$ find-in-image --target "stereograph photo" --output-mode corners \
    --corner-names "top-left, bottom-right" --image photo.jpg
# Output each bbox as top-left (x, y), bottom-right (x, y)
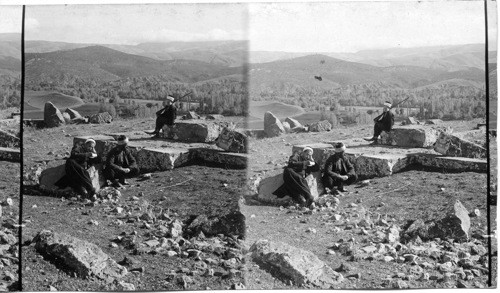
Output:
top-left (0, 0), bottom-right (495, 291)
top-left (243, 0), bottom-right (497, 290)
top-left (0, 4), bottom-right (21, 292)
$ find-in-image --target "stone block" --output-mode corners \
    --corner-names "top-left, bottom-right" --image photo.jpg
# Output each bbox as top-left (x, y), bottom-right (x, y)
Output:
top-left (285, 117), bottom-right (303, 129)
top-left (164, 121), bottom-right (221, 143)
top-left (39, 164), bottom-right (101, 194)
top-left (0, 147), bottom-right (20, 162)
top-left (411, 153), bottom-right (487, 173)
top-left (250, 239), bottom-right (343, 288)
top-left (309, 120), bottom-right (332, 132)
top-left (192, 148), bottom-right (247, 169)
top-left (379, 126), bottom-right (439, 148)
top-left (33, 230), bottom-right (127, 280)
top-left (135, 148), bottom-right (190, 172)
top-left (0, 129), bottom-right (19, 148)
top-left (434, 132), bottom-right (486, 158)
top-left (257, 169), bottom-right (322, 203)
top-left (65, 108), bottom-right (82, 119)
top-left (89, 112), bottom-right (113, 124)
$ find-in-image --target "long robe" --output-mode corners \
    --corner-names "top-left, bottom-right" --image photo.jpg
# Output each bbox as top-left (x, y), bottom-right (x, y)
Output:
top-left (55, 144), bottom-right (101, 193)
top-left (373, 110), bottom-right (395, 137)
top-left (273, 152), bottom-right (320, 203)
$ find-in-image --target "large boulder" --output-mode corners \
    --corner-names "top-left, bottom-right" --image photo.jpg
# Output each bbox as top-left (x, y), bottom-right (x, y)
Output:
top-left (165, 121), bottom-right (221, 143)
top-left (135, 148), bottom-right (190, 172)
top-left (404, 200), bottom-right (471, 242)
top-left (285, 117), bottom-right (303, 129)
top-left (185, 111), bottom-right (200, 119)
top-left (215, 127), bottom-right (248, 153)
top-left (0, 129), bottom-right (19, 148)
top-left (401, 117), bottom-right (419, 125)
top-left (264, 112), bottom-right (285, 137)
top-left (44, 102), bottom-right (65, 128)
top-left (65, 108), bottom-right (82, 119)
top-left (62, 112), bottom-right (71, 123)
top-left (38, 164), bottom-right (101, 194)
top-left (89, 112), bottom-right (113, 124)
top-left (309, 120), bottom-right (332, 132)
top-left (379, 126), bottom-right (439, 148)
top-left (411, 154), bottom-right (487, 173)
top-left (250, 239), bottom-right (343, 288)
top-left (282, 121), bottom-right (291, 133)
top-left (434, 132), bottom-right (486, 159)
top-left (33, 230), bottom-right (127, 280)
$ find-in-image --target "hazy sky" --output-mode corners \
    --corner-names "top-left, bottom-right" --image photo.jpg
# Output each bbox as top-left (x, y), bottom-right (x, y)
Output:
top-left (25, 3), bottom-right (247, 44)
top-left (0, 5), bottom-right (22, 33)
top-left (250, 1), bottom-right (494, 53)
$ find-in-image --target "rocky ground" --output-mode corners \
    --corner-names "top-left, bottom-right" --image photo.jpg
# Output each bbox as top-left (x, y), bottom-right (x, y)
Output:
top-left (243, 118), bottom-right (497, 289)
top-left (22, 117), bottom-right (247, 291)
top-left (0, 161), bottom-right (20, 291)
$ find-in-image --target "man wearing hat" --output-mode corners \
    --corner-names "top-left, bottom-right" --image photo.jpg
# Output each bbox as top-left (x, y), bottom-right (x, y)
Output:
top-left (364, 101), bottom-right (394, 145)
top-left (104, 135), bottom-right (139, 188)
top-left (146, 96), bottom-right (177, 138)
top-left (56, 138), bottom-right (101, 198)
top-left (273, 146), bottom-right (320, 206)
top-left (322, 142), bottom-right (357, 193)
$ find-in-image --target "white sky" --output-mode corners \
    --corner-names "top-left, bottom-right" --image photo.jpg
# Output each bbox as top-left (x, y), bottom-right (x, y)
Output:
top-left (250, 1), bottom-right (493, 52)
top-left (24, 3), bottom-right (247, 44)
top-left (0, 5), bottom-right (22, 33)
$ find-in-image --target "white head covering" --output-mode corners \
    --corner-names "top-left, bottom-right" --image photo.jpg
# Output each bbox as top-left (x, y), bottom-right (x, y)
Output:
top-left (166, 96), bottom-right (175, 102)
top-left (384, 101), bottom-right (392, 108)
top-left (334, 142), bottom-right (346, 153)
top-left (302, 146), bottom-right (313, 155)
top-left (84, 138), bottom-right (96, 145)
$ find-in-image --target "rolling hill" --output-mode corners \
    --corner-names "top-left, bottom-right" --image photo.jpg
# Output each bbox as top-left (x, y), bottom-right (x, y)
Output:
top-left (249, 54), bottom-right (485, 90)
top-left (25, 45), bottom-right (243, 83)
top-left (0, 33), bottom-right (21, 77)
top-left (25, 40), bottom-right (247, 67)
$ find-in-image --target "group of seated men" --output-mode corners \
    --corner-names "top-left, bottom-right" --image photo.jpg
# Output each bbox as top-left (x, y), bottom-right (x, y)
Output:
top-left (273, 100), bottom-right (396, 206)
top-left (273, 142), bottom-right (357, 207)
top-left (55, 135), bottom-right (138, 198)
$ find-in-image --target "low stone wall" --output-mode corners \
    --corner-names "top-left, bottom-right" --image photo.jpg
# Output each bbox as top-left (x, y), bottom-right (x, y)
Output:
top-left (191, 148), bottom-right (248, 169)
top-left (379, 126), bottom-right (439, 148)
top-left (0, 147), bottom-right (20, 162)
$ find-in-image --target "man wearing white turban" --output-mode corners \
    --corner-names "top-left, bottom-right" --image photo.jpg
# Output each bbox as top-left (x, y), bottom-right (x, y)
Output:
top-left (364, 101), bottom-right (394, 145)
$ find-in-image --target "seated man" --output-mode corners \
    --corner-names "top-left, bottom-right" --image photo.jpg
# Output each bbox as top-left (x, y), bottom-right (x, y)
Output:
top-left (364, 101), bottom-right (394, 145)
top-left (145, 96), bottom-right (177, 138)
top-left (322, 142), bottom-right (357, 193)
top-left (273, 146), bottom-right (320, 206)
top-left (104, 135), bottom-right (139, 188)
top-left (55, 138), bottom-right (101, 198)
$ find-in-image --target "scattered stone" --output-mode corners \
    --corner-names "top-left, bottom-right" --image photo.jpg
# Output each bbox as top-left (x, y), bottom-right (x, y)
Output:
top-left (116, 281), bottom-right (135, 291)
top-left (2, 198), bottom-right (13, 207)
top-left (250, 239), bottom-right (343, 288)
top-left (89, 112), bottom-right (113, 124)
top-left (434, 131), bottom-right (486, 159)
top-left (470, 209), bottom-right (481, 217)
top-left (215, 127), bottom-right (247, 153)
top-left (230, 282), bottom-right (246, 290)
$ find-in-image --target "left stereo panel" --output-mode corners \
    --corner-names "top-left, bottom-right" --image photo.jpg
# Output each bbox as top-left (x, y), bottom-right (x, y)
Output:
top-left (0, 5), bottom-right (22, 292)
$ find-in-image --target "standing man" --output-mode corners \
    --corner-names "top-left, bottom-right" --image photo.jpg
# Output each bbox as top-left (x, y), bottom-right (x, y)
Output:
top-left (146, 96), bottom-right (177, 138)
top-left (364, 101), bottom-right (394, 145)
top-left (104, 135), bottom-right (139, 188)
top-left (55, 138), bottom-right (101, 198)
top-left (322, 142), bottom-right (357, 193)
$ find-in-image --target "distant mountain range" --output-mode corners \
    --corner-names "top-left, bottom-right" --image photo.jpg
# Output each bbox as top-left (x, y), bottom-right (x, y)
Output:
top-left (0, 33), bottom-right (21, 77)
top-left (25, 39), bottom-right (247, 67)
top-left (25, 45), bottom-right (243, 83)
top-left (249, 54), bottom-right (485, 90)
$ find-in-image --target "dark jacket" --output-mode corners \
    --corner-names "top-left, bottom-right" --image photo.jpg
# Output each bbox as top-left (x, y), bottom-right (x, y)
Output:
top-left (69, 144), bottom-right (101, 169)
top-left (286, 152), bottom-right (320, 177)
top-left (106, 145), bottom-right (137, 172)
top-left (374, 110), bottom-right (394, 131)
top-left (156, 105), bottom-right (177, 126)
top-left (324, 153), bottom-right (355, 179)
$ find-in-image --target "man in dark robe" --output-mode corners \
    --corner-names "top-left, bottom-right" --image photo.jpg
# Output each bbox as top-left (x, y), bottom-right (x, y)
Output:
top-left (322, 142), bottom-right (357, 193)
top-left (146, 96), bottom-right (177, 138)
top-left (55, 138), bottom-right (101, 198)
top-left (364, 101), bottom-right (394, 145)
top-left (273, 146), bottom-right (320, 206)
top-left (104, 135), bottom-right (139, 188)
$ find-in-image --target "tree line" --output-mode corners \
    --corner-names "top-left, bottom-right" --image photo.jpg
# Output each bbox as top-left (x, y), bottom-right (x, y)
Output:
top-left (0, 75), bottom-right (21, 110)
